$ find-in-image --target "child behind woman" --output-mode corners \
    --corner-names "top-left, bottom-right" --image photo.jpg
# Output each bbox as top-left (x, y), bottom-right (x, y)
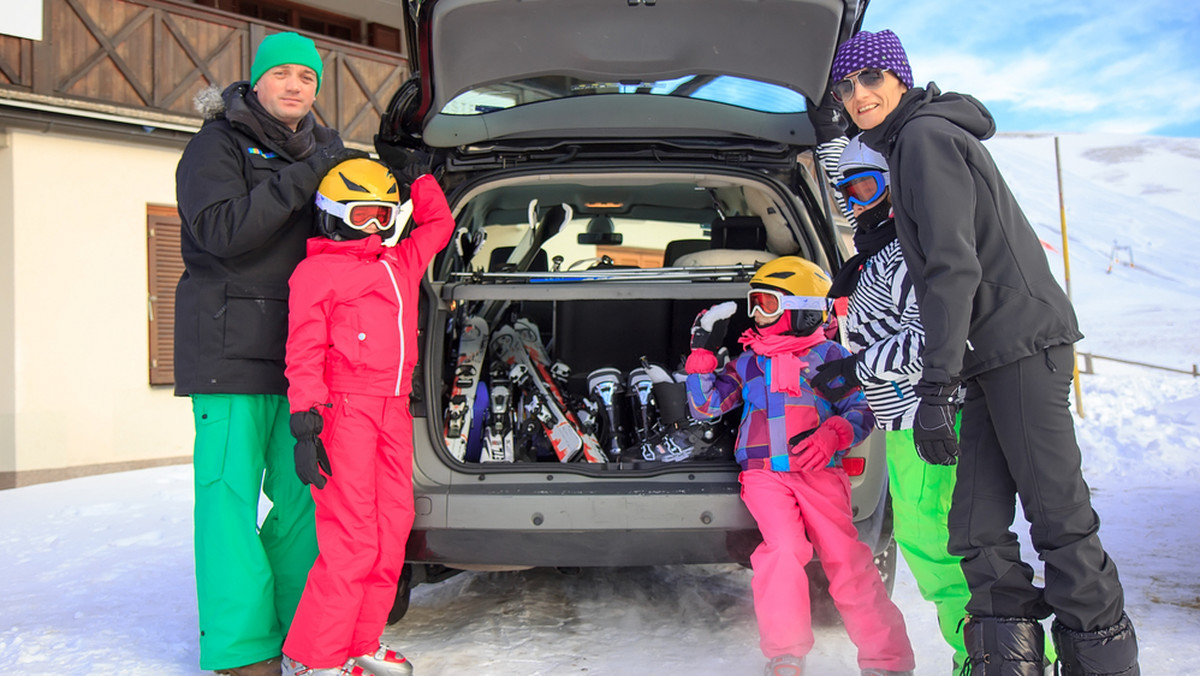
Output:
top-left (685, 256), bottom-right (915, 676)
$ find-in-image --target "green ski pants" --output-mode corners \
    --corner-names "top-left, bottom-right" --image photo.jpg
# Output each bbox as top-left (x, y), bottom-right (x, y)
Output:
top-left (887, 427), bottom-right (1055, 672)
top-left (191, 394), bottom-right (318, 671)
top-left (886, 427), bottom-right (971, 671)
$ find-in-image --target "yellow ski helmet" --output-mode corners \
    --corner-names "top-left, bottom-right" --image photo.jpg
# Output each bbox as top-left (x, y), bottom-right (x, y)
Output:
top-left (315, 158), bottom-right (407, 246)
top-left (747, 256), bottom-right (832, 335)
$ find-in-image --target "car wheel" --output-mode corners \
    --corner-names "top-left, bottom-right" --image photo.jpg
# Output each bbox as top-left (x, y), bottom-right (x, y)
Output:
top-left (806, 536), bottom-right (899, 627)
top-left (805, 560), bottom-right (841, 627)
top-left (873, 536), bottom-right (898, 596)
top-left (386, 564), bottom-right (414, 625)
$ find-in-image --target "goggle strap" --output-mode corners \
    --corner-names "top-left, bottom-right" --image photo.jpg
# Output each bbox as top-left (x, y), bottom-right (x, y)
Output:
top-left (748, 289), bottom-right (827, 315)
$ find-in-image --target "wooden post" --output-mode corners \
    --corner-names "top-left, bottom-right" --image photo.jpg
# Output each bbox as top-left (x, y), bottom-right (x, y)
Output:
top-left (1056, 137), bottom-right (1085, 418)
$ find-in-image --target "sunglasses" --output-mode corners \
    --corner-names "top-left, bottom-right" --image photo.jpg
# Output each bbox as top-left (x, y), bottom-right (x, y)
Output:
top-left (831, 68), bottom-right (888, 103)
top-left (316, 193), bottom-right (402, 231)
top-left (835, 170), bottom-right (888, 207)
top-left (746, 288), bottom-right (827, 319)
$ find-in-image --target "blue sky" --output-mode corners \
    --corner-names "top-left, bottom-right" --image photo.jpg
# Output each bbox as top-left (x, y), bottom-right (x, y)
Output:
top-left (861, 0), bottom-right (1200, 137)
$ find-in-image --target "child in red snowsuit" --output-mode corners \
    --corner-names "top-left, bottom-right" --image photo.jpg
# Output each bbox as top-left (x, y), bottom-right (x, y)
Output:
top-left (685, 256), bottom-right (915, 676)
top-left (282, 158), bottom-right (455, 676)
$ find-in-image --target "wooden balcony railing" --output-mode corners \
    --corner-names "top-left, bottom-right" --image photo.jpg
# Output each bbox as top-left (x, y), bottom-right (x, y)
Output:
top-left (0, 0), bottom-right (409, 147)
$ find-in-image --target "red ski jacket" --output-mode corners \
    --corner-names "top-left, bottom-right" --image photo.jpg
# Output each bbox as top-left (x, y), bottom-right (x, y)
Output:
top-left (285, 175), bottom-right (455, 411)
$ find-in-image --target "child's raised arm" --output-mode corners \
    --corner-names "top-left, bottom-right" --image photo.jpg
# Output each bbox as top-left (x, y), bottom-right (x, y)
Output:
top-left (395, 175), bottom-right (456, 274)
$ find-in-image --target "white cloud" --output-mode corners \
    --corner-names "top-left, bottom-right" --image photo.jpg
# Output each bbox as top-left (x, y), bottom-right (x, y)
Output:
top-left (863, 0), bottom-right (1200, 135)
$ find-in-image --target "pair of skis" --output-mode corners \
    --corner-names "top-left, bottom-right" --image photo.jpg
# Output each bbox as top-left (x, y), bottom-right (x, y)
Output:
top-left (490, 319), bottom-right (606, 463)
top-left (443, 314), bottom-right (605, 464)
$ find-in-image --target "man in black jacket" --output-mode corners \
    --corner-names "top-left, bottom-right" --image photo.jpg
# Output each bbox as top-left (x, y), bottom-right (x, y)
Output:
top-left (827, 30), bottom-right (1139, 676)
top-left (174, 31), bottom-right (358, 676)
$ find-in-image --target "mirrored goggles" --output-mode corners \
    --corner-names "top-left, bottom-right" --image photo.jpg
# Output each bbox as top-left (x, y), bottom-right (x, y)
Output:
top-left (316, 193), bottom-right (400, 231)
top-left (747, 288), bottom-right (827, 319)
top-left (831, 68), bottom-right (888, 103)
top-left (835, 170), bottom-right (888, 207)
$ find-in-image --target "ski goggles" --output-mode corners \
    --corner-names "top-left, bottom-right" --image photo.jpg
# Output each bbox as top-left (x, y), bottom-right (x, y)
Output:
top-left (746, 288), bottom-right (827, 319)
top-left (316, 193), bottom-right (400, 231)
top-left (831, 67), bottom-right (888, 103)
top-left (835, 170), bottom-right (888, 207)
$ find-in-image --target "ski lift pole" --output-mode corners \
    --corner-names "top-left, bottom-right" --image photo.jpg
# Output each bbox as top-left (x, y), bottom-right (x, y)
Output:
top-left (1055, 136), bottom-right (1085, 418)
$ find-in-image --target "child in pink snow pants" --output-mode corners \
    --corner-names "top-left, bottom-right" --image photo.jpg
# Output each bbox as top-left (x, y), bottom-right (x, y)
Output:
top-left (685, 257), bottom-right (914, 676)
top-left (282, 157), bottom-right (455, 676)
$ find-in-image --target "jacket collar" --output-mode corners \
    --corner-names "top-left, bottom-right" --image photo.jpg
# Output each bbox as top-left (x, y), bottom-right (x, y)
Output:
top-left (305, 235), bottom-right (388, 258)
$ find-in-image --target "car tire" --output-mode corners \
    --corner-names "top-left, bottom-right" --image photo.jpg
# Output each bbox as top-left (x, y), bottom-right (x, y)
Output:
top-left (873, 535), bottom-right (898, 596)
top-left (386, 563), bottom-right (414, 625)
top-left (806, 536), bottom-right (899, 627)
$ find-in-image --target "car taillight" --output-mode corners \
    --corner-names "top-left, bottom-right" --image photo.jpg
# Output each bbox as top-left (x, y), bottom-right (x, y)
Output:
top-left (842, 457), bottom-right (865, 477)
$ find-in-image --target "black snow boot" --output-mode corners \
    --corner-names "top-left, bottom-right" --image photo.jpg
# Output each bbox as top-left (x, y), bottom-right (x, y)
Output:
top-left (960, 616), bottom-right (1046, 676)
top-left (1052, 612), bottom-right (1139, 676)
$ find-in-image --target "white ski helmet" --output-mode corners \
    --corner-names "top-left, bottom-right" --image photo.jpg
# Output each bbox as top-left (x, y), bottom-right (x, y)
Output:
top-left (837, 135), bottom-right (889, 184)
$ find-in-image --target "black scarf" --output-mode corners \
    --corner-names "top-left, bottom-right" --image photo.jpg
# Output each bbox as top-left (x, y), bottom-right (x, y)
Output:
top-left (828, 219), bottom-right (897, 298)
top-left (241, 89), bottom-right (318, 161)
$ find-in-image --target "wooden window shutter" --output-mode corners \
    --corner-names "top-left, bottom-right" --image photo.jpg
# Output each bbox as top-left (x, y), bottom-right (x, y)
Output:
top-left (147, 206), bottom-right (183, 386)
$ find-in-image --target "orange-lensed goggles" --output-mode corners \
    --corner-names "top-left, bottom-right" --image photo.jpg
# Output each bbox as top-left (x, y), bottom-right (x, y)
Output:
top-left (316, 193), bottom-right (400, 231)
top-left (747, 288), bottom-right (827, 319)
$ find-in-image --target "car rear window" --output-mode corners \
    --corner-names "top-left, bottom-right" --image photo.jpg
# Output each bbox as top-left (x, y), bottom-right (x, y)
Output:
top-left (443, 75), bottom-right (808, 115)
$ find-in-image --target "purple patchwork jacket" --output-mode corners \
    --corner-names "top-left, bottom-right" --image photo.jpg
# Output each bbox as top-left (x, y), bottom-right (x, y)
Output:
top-left (687, 341), bottom-right (874, 472)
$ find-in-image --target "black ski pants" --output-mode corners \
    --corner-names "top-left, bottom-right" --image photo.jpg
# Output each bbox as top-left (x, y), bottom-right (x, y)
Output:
top-left (947, 343), bottom-right (1126, 632)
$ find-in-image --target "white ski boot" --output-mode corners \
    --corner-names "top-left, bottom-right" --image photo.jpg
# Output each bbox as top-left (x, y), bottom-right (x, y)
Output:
top-left (353, 644), bottom-right (414, 676)
top-left (765, 654), bottom-right (805, 676)
top-left (281, 655), bottom-right (370, 676)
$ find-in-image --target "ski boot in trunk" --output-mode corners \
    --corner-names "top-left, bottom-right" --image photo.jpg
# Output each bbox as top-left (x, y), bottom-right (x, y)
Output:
top-left (636, 381), bottom-right (733, 462)
top-left (960, 616), bottom-right (1045, 675)
top-left (1051, 612), bottom-right (1138, 676)
top-left (587, 367), bottom-right (629, 461)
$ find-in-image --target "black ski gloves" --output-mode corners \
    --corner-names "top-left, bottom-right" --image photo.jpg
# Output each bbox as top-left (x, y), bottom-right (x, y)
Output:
top-left (290, 407), bottom-right (331, 489)
top-left (811, 353), bottom-right (863, 400)
top-left (374, 137), bottom-right (445, 187)
top-left (806, 89), bottom-right (857, 145)
top-left (912, 380), bottom-right (961, 465)
top-left (305, 146), bottom-right (369, 179)
top-left (690, 301), bottom-right (737, 353)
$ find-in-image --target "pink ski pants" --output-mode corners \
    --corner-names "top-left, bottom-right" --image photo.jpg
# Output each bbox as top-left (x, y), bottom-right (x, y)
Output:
top-left (283, 393), bottom-right (416, 668)
top-left (740, 468), bottom-right (915, 672)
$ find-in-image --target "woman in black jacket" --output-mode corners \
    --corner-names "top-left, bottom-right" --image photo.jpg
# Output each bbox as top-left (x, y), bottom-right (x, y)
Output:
top-left (827, 29), bottom-right (1139, 676)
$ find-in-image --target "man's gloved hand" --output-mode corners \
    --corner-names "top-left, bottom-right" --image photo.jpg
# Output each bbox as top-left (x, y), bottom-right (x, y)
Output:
top-left (290, 407), bottom-right (331, 489)
top-left (690, 301), bottom-right (737, 352)
top-left (789, 415), bottom-right (855, 471)
top-left (806, 89), bottom-right (857, 145)
top-left (912, 380), bottom-right (961, 465)
top-left (305, 145), bottom-right (369, 178)
top-left (811, 353), bottom-right (862, 400)
top-left (374, 137), bottom-right (445, 185)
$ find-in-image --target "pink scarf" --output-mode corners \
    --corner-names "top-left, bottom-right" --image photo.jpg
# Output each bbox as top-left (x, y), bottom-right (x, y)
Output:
top-left (738, 321), bottom-right (826, 396)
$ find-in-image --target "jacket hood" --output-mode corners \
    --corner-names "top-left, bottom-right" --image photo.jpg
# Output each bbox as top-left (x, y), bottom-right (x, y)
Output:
top-left (192, 81), bottom-right (252, 121)
top-left (862, 83), bottom-right (996, 156)
top-left (306, 234), bottom-right (387, 258)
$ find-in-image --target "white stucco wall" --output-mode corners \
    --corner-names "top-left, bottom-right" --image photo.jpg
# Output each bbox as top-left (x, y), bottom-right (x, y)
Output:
top-left (0, 132), bottom-right (15, 474)
top-left (7, 128), bottom-right (191, 474)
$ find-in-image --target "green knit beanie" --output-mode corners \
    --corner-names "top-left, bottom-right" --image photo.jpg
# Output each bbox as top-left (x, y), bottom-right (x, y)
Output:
top-left (251, 32), bottom-right (324, 93)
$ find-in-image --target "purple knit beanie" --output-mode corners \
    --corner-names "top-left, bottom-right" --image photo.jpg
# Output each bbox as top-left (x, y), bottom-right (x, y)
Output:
top-left (831, 29), bottom-right (913, 88)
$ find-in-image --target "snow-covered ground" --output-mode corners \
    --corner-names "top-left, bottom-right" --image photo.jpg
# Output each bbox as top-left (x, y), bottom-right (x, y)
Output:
top-left (2, 133), bottom-right (1199, 675)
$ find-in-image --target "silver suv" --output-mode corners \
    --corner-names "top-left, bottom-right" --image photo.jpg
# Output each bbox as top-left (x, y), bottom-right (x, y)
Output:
top-left (376, 0), bottom-right (891, 617)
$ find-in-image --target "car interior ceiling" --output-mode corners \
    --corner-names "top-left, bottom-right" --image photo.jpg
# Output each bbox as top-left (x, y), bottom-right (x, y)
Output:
top-left (446, 173), bottom-right (808, 274)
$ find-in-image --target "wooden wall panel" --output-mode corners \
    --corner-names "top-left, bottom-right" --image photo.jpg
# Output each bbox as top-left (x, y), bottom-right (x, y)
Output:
top-left (0, 0), bottom-right (409, 146)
